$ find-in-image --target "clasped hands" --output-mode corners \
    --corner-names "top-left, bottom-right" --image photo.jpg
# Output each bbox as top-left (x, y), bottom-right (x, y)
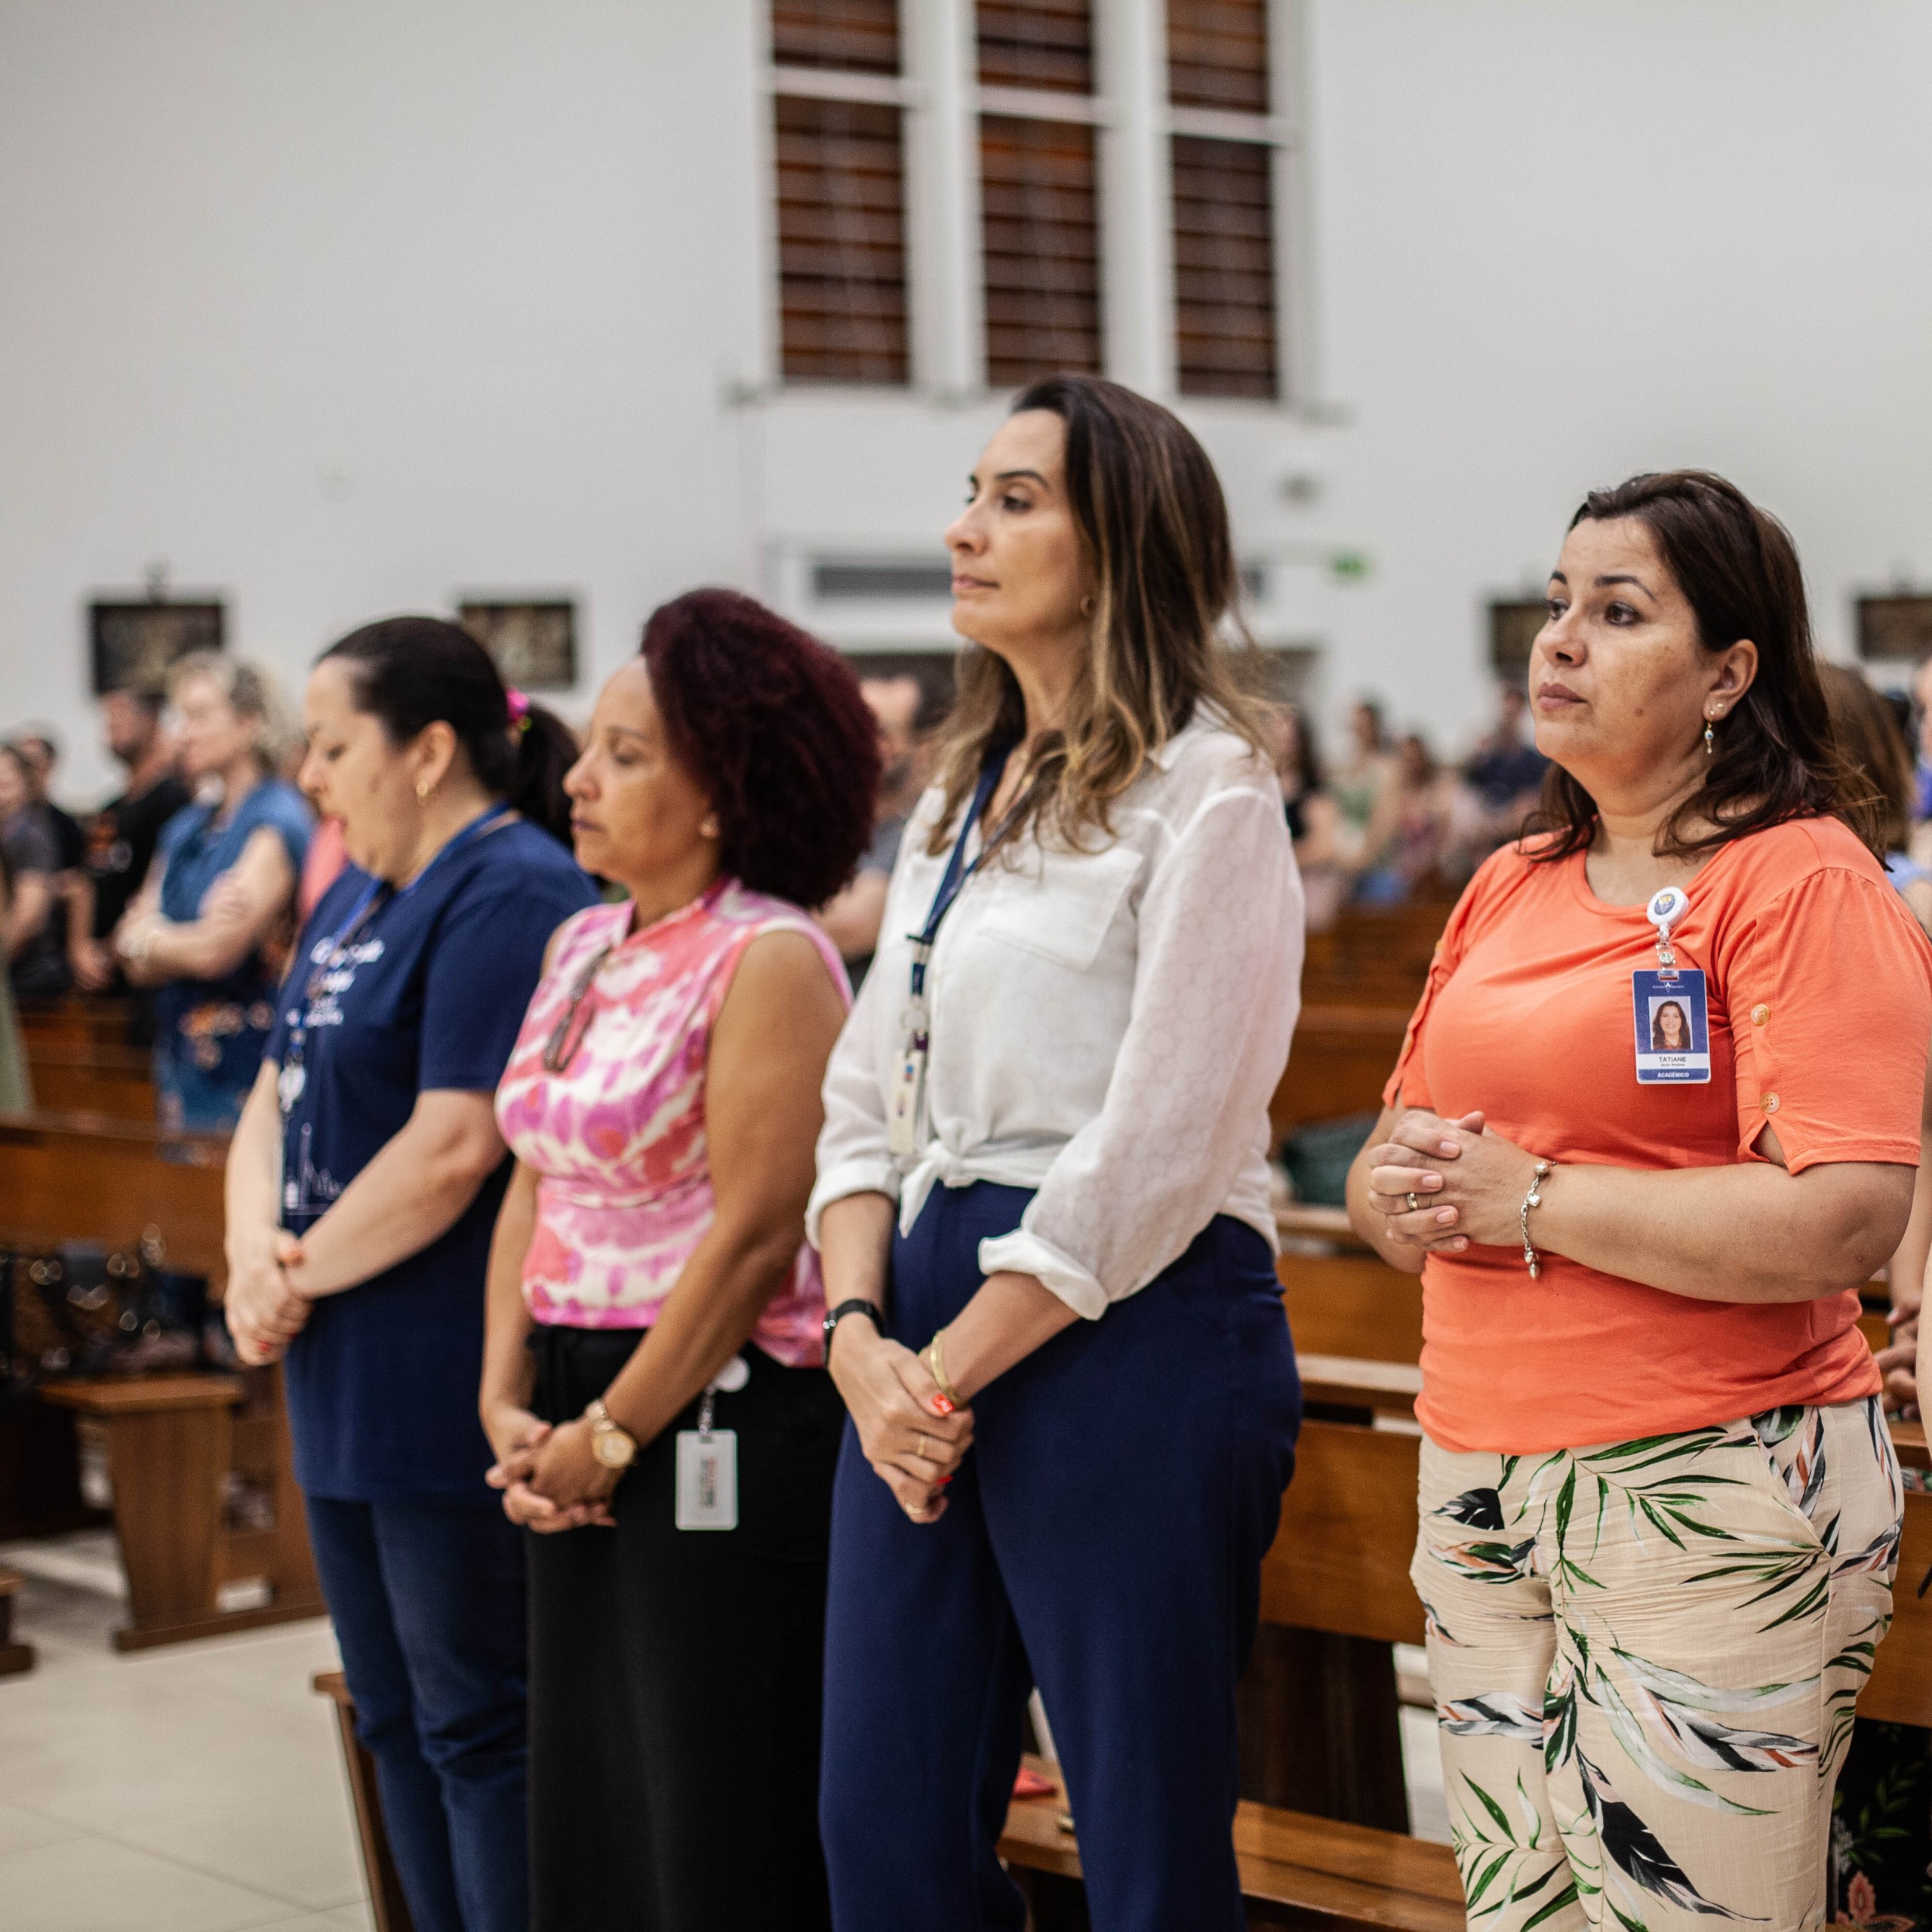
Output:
top-left (826, 1321), bottom-right (974, 1527)
top-left (1364, 1107), bottom-right (1543, 1254)
top-left (224, 1228), bottom-right (312, 1366)
top-left (482, 1401), bottom-right (618, 1534)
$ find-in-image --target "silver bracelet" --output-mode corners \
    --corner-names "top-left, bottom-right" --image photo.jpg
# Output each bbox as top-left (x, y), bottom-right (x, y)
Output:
top-left (1519, 1160), bottom-right (1554, 1278)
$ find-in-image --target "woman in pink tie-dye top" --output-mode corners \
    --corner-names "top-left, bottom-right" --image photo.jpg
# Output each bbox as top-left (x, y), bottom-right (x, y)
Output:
top-left (478, 590), bottom-right (877, 1932)
top-left (496, 878), bottom-right (842, 1362)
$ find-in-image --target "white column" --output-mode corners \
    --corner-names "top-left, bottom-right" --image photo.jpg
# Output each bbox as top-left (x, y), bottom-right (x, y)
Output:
top-left (1100, 0), bottom-right (1176, 399)
top-left (905, 0), bottom-right (983, 397)
top-left (1272, 0), bottom-right (1316, 411)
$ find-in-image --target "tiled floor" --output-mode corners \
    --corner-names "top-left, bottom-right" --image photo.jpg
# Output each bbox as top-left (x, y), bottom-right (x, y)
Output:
top-left (0, 1531), bottom-right (1451, 1932)
top-left (0, 1533), bottom-right (368, 1932)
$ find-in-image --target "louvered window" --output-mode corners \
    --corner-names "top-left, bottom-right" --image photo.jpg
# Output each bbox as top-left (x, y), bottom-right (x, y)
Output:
top-left (980, 115), bottom-right (1102, 389)
top-left (1171, 135), bottom-right (1275, 398)
top-left (771, 0), bottom-right (899, 75)
top-left (1167, 0), bottom-right (1270, 112)
top-left (976, 0), bottom-right (1093, 94)
top-left (773, 97), bottom-right (909, 384)
top-left (1168, 0), bottom-right (1278, 398)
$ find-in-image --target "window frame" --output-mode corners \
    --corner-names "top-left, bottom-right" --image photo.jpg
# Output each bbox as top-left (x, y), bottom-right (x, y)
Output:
top-left (756, 0), bottom-right (1312, 408)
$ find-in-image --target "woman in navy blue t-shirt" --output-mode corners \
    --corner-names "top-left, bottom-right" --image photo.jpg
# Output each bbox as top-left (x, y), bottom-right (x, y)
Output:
top-left (222, 618), bottom-right (597, 1932)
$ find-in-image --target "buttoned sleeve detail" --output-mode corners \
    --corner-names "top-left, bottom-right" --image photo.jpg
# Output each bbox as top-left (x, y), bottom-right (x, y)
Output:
top-left (807, 948), bottom-right (902, 1247)
top-left (1722, 864), bottom-right (1932, 1173)
top-left (977, 775), bottom-right (1303, 1315)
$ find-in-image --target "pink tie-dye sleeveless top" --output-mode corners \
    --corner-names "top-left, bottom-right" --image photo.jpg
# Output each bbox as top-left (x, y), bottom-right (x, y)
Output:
top-left (495, 879), bottom-right (849, 1366)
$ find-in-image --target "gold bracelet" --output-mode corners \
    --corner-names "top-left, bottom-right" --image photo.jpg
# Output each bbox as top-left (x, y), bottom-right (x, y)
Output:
top-left (922, 1327), bottom-right (961, 1412)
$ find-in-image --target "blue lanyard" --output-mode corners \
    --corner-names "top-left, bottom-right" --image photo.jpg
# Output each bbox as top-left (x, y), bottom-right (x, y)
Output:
top-left (909, 746), bottom-right (1015, 1001)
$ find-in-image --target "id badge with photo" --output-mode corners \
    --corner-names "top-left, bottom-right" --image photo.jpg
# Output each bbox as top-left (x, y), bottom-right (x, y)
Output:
top-left (1632, 968), bottom-right (1712, 1084)
top-left (675, 1428), bottom-right (737, 1531)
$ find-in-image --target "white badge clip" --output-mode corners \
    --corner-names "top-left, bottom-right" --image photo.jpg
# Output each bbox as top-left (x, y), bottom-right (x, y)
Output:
top-left (675, 1366), bottom-right (740, 1531)
top-left (1645, 885), bottom-right (1689, 967)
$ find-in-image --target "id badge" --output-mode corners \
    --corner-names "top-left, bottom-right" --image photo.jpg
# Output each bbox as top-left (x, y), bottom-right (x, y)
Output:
top-left (888, 998), bottom-right (929, 1158)
top-left (1632, 968), bottom-right (1712, 1084)
top-left (675, 1429), bottom-right (737, 1530)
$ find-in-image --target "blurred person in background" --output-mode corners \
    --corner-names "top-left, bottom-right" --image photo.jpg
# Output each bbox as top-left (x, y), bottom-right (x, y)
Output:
top-left (9, 726), bottom-right (87, 872)
top-left (1464, 681), bottom-right (1549, 832)
top-left (69, 685), bottom-right (192, 994)
top-left (1331, 697), bottom-right (1399, 887)
top-left (115, 652), bottom-right (312, 1130)
top-left (817, 672), bottom-right (933, 992)
top-left (1911, 648), bottom-right (1932, 829)
top-left (1, 740), bottom-right (72, 998)
top-left (1271, 703), bottom-right (1344, 931)
top-left (0, 849), bottom-right (33, 1109)
top-left (223, 618), bottom-right (594, 1932)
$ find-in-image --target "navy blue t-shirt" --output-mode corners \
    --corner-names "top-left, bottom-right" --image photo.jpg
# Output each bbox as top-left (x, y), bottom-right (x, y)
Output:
top-left (267, 816), bottom-right (598, 1500)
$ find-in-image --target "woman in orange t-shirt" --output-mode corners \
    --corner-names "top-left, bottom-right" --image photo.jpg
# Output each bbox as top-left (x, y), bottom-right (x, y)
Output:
top-left (1346, 470), bottom-right (1932, 1932)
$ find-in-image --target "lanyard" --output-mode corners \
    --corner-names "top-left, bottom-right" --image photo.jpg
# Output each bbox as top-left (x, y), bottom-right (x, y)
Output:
top-left (907, 743), bottom-right (1017, 1001)
top-left (278, 807), bottom-right (512, 1122)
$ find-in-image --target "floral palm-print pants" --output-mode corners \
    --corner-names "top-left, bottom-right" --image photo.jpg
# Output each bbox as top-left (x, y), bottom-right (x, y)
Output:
top-left (1414, 1398), bottom-right (1903, 1930)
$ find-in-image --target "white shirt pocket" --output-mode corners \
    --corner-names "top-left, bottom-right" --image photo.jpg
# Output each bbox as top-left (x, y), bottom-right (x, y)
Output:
top-left (977, 842), bottom-right (1142, 974)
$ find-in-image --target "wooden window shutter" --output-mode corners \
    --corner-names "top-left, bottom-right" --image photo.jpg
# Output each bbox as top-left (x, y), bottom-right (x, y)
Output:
top-left (980, 115), bottom-right (1103, 389)
top-left (771, 0), bottom-right (900, 75)
top-left (975, 1), bottom-right (1094, 94)
top-left (1171, 134), bottom-right (1277, 398)
top-left (1166, 0), bottom-right (1270, 113)
top-left (774, 95), bottom-right (910, 384)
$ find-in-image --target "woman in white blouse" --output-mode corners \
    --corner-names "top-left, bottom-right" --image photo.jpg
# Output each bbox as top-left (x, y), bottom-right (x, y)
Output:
top-left (811, 374), bottom-right (1305, 1932)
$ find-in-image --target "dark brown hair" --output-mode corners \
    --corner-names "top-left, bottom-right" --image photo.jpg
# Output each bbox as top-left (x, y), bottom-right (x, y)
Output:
top-left (931, 374), bottom-right (1268, 857)
top-left (1525, 469), bottom-right (1882, 863)
top-left (321, 617), bottom-right (577, 844)
top-left (641, 589), bottom-right (879, 908)
top-left (1819, 662), bottom-right (1909, 852)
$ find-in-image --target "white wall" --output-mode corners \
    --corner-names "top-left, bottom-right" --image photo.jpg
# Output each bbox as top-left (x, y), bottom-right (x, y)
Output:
top-left (3, 0), bottom-right (1930, 802)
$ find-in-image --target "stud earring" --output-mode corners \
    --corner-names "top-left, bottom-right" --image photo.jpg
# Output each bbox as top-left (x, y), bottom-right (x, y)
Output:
top-left (417, 778), bottom-right (435, 802)
top-left (699, 814), bottom-right (720, 840)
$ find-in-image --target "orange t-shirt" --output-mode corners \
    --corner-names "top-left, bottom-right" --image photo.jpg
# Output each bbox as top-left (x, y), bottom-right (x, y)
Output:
top-left (1385, 817), bottom-right (1932, 1454)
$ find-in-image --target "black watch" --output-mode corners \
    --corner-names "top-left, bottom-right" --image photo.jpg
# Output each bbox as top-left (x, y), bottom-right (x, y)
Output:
top-left (823, 1299), bottom-right (884, 1362)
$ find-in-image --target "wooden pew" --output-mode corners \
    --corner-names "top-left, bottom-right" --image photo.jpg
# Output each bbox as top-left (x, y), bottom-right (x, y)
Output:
top-left (22, 1041), bottom-right (155, 1123)
top-left (14, 995), bottom-right (139, 1053)
top-left (314, 1672), bottom-right (415, 1932)
top-left (0, 1567), bottom-right (34, 1676)
top-left (0, 1109), bottom-right (324, 1649)
top-left (1272, 1004), bottom-right (1411, 1141)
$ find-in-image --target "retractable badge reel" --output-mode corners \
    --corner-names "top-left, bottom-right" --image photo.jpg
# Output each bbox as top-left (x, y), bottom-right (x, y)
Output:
top-left (1632, 886), bottom-right (1712, 1084)
top-left (675, 1352), bottom-right (747, 1530)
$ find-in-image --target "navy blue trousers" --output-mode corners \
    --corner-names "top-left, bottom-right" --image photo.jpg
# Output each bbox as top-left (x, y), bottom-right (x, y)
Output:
top-left (820, 1183), bottom-right (1302, 1932)
top-left (306, 1495), bottom-right (528, 1932)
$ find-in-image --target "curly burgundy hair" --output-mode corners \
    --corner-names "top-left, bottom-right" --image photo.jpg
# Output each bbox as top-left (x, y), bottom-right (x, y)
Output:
top-left (641, 589), bottom-right (881, 908)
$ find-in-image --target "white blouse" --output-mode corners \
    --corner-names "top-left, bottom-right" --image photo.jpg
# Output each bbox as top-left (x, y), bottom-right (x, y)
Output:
top-left (808, 713), bottom-right (1305, 1319)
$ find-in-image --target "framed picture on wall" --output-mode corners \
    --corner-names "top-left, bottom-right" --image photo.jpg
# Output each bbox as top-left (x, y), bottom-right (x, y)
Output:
top-left (88, 599), bottom-right (224, 697)
top-left (1488, 599), bottom-right (1546, 678)
top-left (1857, 595), bottom-right (1932, 663)
top-left (458, 600), bottom-right (577, 691)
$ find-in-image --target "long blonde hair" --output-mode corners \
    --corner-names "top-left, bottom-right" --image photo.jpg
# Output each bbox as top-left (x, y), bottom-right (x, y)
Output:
top-left (930, 375), bottom-right (1269, 856)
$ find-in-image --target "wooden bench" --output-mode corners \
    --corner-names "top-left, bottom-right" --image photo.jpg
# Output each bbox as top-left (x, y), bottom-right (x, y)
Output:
top-left (0, 1567), bottom-right (35, 1677)
top-left (1002, 1755), bottom-right (1464, 1931)
top-left (0, 1109), bottom-right (324, 1649)
top-left (22, 1040), bottom-right (155, 1122)
top-left (315, 1671), bottom-right (415, 1932)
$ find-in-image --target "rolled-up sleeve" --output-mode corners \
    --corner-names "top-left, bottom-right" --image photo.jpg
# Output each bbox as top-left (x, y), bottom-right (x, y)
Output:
top-left (807, 959), bottom-right (902, 1247)
top-left (977, 780), bottom-right (1303, 1317)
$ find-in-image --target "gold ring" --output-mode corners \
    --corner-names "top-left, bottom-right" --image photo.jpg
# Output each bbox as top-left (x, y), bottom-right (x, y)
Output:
top-left (916, 1433), bottom-right (934, 1462)
top-left (906, 1501), bottom-right (931, 1521)
top-left (1406, 1191), bottom-right (1420, 1213)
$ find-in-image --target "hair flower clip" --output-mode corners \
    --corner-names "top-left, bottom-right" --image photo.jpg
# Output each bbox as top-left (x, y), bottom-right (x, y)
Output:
top-left (506, 688), bottom-right (531, 736)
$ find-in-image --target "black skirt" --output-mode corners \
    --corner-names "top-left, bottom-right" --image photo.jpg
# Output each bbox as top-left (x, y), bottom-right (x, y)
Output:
top-left (525, 1324), bottom-right (844, 1932)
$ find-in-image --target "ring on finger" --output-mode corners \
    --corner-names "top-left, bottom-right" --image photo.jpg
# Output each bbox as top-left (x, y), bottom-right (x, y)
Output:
top-left (1406, 1191), bottom-right (1420, 1213)
top-left (916, 1432), bottom-right (934, 1462)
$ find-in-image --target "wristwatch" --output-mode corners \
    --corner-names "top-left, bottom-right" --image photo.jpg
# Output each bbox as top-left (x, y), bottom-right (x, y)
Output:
top-left (823, 1298), bottom-right (884, 1362)
top-left (583, 1398), bottom-right (638, 1469)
